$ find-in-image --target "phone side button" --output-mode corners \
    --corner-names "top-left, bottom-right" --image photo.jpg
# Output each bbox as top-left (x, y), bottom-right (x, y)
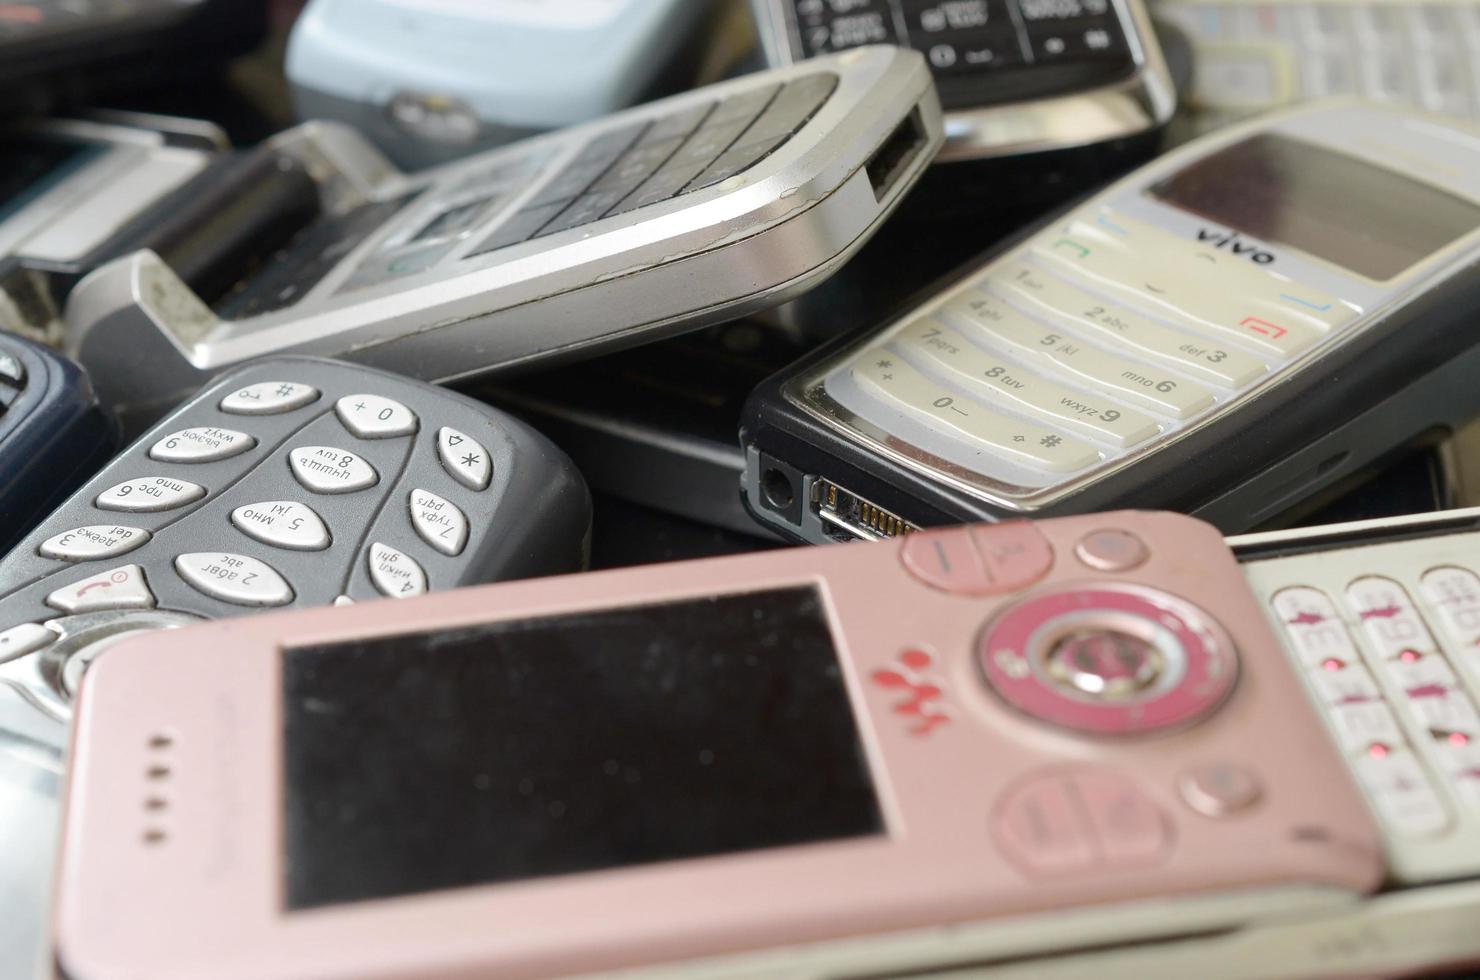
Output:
top-left (1074, 771), bottom-right (1171, 864)
top-left (992, 775), bottom-right (1099, 875)
top-left (45, 565), bottom-right (157, 614)
top-left (1177, 763), bottom-right (1263, 818)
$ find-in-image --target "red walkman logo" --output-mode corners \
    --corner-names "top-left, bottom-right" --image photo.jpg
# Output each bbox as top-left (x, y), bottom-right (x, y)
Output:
top-left (871, 649), bottom-right (951, 737)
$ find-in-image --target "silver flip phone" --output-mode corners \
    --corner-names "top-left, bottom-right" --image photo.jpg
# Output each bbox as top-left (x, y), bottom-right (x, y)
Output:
top-left (63, 46), bottom-right (942, 431)
top-left (0, 114), bottom-right (225, 344)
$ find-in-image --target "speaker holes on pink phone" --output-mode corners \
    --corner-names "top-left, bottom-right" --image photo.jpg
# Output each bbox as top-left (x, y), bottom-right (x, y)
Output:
top-left (148, 733), bottom-right (174, 749)
top-left (146, 765), bottom-right (171, 780)
top-left (141, 828), bottom-right (167, 846)
top-left (144, 796), bottom-right (168, 812)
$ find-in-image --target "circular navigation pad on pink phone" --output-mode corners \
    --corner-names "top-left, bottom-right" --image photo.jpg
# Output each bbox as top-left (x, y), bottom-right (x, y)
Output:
top-left (978, 585), bottom-right (1238, 734)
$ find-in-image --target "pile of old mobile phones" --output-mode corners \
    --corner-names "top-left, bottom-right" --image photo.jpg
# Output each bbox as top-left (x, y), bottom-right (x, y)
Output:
top-left (742, 100), bottom-right (1480, 544)
top-left (6, 3), bottom-right (1480, 978)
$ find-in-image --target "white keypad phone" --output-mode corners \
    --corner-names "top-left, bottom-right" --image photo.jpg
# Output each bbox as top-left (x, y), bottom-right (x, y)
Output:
top-left (742, 99), bottom-right (1480, 544)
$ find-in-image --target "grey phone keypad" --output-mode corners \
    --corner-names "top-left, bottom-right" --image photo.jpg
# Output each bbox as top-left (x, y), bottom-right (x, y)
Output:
top-left (0, 356), bottom-right (591, 730)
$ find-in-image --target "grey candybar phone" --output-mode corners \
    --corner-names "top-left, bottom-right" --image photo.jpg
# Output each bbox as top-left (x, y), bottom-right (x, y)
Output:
top-left (62, 46), bottom-right (942, 430)
top-left (0, 114), bottom-right (225, 344)
top-left (0, 356), bottom-right (591, 759)
top-left (749, 0), bottom-right (1175, 170)
top-left (741, 100), bottom-right (1480, 544)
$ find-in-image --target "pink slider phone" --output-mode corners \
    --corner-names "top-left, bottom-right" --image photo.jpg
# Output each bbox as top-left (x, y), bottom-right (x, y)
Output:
top-left (51, 510), bottom-right (1392, 980)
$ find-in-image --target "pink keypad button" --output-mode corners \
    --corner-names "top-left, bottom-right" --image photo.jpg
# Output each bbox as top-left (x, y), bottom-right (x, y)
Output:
top-left (900, 521), bottom-right (1052, 596)
top-left (993, 775), bottom-right (1098, 875)
top-left (1178, 763), bottom-right (1263, 818)
top-left (1306, 659), bottom-right (1382, 707)
top-left (1074, 528), bottom-right (1149, 572)
top-left (1352, 750), bottom-right (1451, 838)
top-left (1420, 566), bottom-right (1480, 649)
top-left (1073, 771), bottom-right (1170, 865)
top-left (1345, 577), bottom-right (1438, 661)
top-left (1270, 587), bottom-right (1360, 668)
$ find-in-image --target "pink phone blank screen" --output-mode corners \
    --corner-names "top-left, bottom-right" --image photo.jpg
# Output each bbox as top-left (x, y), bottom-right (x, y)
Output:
top-left (280, 586), bottom-right (883, 910)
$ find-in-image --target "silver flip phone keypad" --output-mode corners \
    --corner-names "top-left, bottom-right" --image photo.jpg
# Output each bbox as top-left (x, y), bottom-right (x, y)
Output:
top-left (1242, 526), bottom-right (1480, 883)
top-left (215, 73), bottom-right (840, 319)
top-left (0, 357), bottom-right (590, 735)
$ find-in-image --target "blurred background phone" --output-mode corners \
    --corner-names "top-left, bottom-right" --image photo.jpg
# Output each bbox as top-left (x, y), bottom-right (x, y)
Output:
top-left (0, 0), bottom-right (265, 119)
top-left (748, 0), bottom-right (1179, 208)
top-left (287, 0), bottom-right (729, 170)
top-left (0, 112), bottom-right (226, 343)
top-left (1154, 0), bottom-right (1480, 132)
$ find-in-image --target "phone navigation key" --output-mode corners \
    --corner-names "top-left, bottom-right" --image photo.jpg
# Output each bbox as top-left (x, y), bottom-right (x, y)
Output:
top-left (45, 564), bottom-right (156, 613)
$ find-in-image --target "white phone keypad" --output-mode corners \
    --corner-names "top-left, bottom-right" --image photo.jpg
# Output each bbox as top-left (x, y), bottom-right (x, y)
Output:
top-left (95, 477), bottom-right (206, 513)
top-left (826, 204), bottom-right (1365, 492)
top-left (38, 525), bottom-right (151, 562)
top-left (409, 489), bottom-right (469, 557)
top-left (336, 394), bottom-right (419, 439)
top-left (368, 542), bottom-right (428, 598)
top-left (1156, 0), bottom-right (1480, 126)
top-left (220, 381), bottom-right (320, 416)
top-left (175, 553), bottom-right (294, 607)
top-left (0, 360), bottom-right (587, 727)
top-left (437, 427), bottom-right (492, 490)
top-left (1254, 530), bottom-right (1480, 882)
top-left (230, 501), bottom-right (332, 552)
top-left (290, 446), bottom-right (380, 494)
top-left (149, 427), bottom-right (257, 463)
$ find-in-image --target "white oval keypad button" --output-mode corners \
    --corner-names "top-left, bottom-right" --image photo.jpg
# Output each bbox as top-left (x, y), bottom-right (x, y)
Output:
top-left (175, 553), bottom-right (294, 606)
top-left (409, 489), bottom-right (469, 556)
top-left (46, 564), bottom-right (156, 613)
top-left (336, 394), bottom-right (418, 438)
top-left (0, 623), bottom-right (58, 664)
top-left (149, 427), bottom-right (256, 463)
top-left (95, 476), bottom-right (206, 513)
top-left (368, 543), bottom-right (427, 598)
top-left (231, 501), bottom-right (331, 551)
top-left (219, 381), bottom-right (320, 415)
top-left (39, 525), bottom-right (151, 561)
top-left (437, 427), bottom-right (491, 490)
top-left (289, 446), bottom-right (379, 494)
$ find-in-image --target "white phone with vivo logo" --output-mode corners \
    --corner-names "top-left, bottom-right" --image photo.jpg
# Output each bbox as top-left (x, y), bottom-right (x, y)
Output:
top-left (741, 99), bottom-right (1480, 544)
